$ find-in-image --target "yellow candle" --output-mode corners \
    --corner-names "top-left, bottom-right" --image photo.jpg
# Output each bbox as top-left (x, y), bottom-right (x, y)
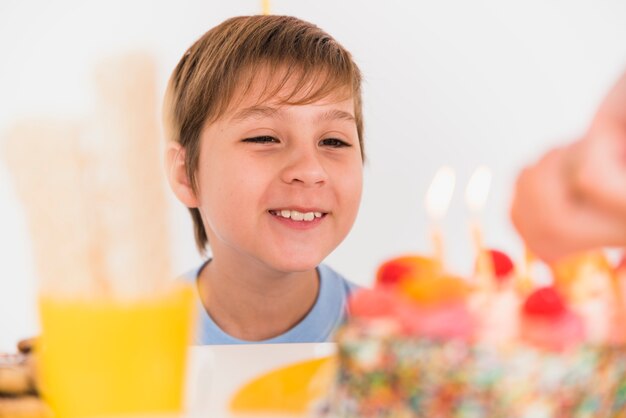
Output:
top-left (262, 0), bottom-right (271, 14)
top-left (470, 220), bottom-right (493, 285)
top-left (465, 166), bottom-right (493, 285)
top-left (425, 166), bottom-right (456, 271)
top-left (514, 245), bottom-right (535, 294)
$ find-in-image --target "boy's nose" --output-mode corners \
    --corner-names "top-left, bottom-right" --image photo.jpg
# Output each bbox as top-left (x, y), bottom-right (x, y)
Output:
top-left (280, 147), bottom-right (328, 186)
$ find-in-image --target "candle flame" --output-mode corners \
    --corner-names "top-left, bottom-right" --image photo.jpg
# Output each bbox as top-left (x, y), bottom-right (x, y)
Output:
top-left (425, 166), bottom-right (456, 220)
top-left (465, 165), bottom-right (492, 213)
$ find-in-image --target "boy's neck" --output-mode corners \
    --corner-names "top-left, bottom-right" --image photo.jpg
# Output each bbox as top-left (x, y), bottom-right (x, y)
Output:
top-left (197, 258), bottom-right (320, 342)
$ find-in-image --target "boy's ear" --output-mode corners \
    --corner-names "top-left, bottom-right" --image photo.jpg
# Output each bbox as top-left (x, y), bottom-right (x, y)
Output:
top-left (165, 142), bottom-right (199, 208)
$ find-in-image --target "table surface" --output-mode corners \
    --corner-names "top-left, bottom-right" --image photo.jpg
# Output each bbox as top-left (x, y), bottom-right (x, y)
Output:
top-left (185, 342), bottom-right (337, 418)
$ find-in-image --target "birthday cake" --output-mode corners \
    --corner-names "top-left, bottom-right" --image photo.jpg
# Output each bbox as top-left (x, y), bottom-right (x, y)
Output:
top-left (326, 250), bottom-right (626, 417)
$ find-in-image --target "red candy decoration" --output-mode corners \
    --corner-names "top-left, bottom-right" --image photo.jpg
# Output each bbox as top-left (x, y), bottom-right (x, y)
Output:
top-left (376, 260), bottom-right (416, 286)
top-left (522, 286), bottom-right (566, 317)
top-left (488, 249), bottom-right (514, 281)
top-left (375, 255), bottom-right (439, 287)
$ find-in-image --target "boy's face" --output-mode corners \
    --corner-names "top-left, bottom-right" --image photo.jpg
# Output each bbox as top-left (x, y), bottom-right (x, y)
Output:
top-left (190, 74), bottom-right (363, 273)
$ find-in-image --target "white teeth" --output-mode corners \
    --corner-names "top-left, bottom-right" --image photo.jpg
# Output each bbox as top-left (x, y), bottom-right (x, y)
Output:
top-left (273, 209), bottom-right (323, 222)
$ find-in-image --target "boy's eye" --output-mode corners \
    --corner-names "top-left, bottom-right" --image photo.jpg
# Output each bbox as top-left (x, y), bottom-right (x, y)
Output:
top-left (320, 138), bottom-right (351, 148)
top-left (242, 135), bottom-right (279, 144)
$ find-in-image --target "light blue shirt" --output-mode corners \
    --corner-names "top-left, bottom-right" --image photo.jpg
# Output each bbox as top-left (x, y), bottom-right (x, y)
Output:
top-left (181, 262), bottom-right (359, 345)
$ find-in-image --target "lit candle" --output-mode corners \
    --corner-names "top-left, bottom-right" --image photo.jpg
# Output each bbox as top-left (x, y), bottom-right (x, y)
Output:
top-left (515, 246), bottom-right (536, 294)
top-left (262, 0), bottom-right (271, 14)
top-left (425, 166), bottom-right (456, 271)
top-left (465, 165), bottom-right (493, 284)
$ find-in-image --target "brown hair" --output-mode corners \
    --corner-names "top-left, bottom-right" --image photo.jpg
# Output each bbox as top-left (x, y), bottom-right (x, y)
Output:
top-left (163, 15), bottom-right (364, 254)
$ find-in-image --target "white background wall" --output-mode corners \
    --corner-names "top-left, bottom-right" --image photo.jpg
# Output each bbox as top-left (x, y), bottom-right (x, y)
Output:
top-left (1, 0), bottom-right (625, 351)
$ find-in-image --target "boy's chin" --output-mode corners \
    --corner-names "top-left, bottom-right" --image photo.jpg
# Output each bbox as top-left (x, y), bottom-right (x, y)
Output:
top-left (268, 255), bottom-right (326, 274)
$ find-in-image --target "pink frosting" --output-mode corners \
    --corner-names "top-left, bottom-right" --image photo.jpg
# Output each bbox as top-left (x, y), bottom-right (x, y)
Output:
top-left (396, 302), bottom-right (475, 341)
top-left (520, 309), bottom-right (585, 351)
top-left (348, 288), bottom-right (397, 319)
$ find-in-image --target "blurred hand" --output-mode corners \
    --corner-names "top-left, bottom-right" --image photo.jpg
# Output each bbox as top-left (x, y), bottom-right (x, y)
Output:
top-left (575, 71), bottom-right (626, 217)
top-left (511, 71), bottom-right (626, 262)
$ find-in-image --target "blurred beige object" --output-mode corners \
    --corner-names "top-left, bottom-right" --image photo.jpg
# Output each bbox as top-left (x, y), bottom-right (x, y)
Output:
top-left (2, 52), bottom-right (188, 418)
top-left (3, 53), bottom-right (173, 297)
top-left (90, 52), bottom-right (171, 296)
top-left (2, 120), bottom-right (105, 296)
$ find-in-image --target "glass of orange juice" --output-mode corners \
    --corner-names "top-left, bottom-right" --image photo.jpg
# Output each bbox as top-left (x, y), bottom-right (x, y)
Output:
top-left (37, 283), bottom-right (195, 418)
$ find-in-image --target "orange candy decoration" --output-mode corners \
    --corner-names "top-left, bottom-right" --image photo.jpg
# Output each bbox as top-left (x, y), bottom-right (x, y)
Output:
top-left (400, 275), bottom-right (470, 306)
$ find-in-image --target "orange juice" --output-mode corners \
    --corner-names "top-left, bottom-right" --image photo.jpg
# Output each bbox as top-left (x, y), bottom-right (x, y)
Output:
top-left (38, 284), bottom-right (195, 418)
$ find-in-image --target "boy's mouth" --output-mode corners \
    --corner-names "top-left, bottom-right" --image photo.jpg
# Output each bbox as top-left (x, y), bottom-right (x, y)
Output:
top-left (268, 209), bottom-right (327, 222)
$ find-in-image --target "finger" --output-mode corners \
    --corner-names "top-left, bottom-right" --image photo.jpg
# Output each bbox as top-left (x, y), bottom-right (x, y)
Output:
top-left (594, 69), bottom-right (626, 122)
top-left (510, 150), bottom-right (572, 261)
top-left (576, 129), bottom-right (626, 216)
top-left (511, 147), bottom-right (626, 262)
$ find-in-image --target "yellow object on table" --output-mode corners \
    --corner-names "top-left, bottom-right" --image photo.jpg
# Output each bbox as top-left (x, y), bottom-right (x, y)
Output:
top-left (230, 356), bottom-right (335, 415)
top-left (38, 284), bottom-right (195, 418)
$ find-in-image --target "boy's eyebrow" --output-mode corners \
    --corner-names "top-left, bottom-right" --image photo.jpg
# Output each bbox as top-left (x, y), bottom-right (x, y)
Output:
top-left (230, 106), bottom-right (356, 123)
top-left (316, 109), bottom-right (356, 123)
top-left (230, 105), bottom-right (280, 122)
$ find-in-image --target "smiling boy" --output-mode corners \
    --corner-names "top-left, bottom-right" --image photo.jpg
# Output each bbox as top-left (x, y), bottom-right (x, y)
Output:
top-left (164, 15), bottom-right (364, 344)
